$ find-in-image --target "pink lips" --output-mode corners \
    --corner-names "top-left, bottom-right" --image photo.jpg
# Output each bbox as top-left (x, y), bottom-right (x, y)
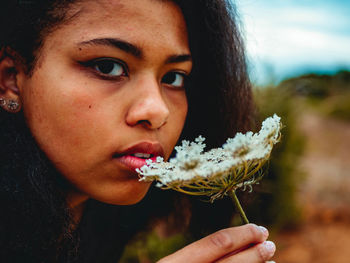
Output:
top-left (113, 142), bottom-right (164, 172)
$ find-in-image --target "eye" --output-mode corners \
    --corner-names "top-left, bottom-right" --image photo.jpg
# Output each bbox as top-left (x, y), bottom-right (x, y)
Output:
top-left (161, 72), bottom-right (186, 89)
top-left (93, 59), bottom-right (126, 77)
top-left (80, 58), bottom-right (128, 79)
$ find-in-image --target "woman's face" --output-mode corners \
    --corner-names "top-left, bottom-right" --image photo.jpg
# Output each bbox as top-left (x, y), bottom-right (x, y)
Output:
top-left (18, 0), bottom-right (191, 205)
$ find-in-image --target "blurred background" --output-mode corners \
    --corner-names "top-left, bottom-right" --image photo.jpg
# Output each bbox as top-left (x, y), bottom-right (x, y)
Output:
top-left (120, 1), bottom-right (350, 262)
top-left (240, 1), bottom-right (350, 262)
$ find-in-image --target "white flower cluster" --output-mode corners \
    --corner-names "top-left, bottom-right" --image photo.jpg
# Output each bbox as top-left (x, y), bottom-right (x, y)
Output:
top-left (137, 114), bottom-right (282, 201)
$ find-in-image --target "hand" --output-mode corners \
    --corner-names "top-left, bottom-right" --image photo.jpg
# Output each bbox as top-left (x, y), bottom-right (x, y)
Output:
top-left (157, 224), bottom-right (276, 263)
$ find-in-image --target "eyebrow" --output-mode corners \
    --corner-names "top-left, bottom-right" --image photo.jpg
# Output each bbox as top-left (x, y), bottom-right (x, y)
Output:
top-left (78, 38), bottom-right (142, 58)
top-left (165, 54), bottom-right (192, 64)
top-left (77, 38), bottom-right (192, 64)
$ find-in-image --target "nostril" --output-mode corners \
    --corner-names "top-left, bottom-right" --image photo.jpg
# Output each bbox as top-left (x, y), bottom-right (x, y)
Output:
top-left (136, 119), bottom-right (167, 129)
top-left (137, 120), bottom-right (152, 126)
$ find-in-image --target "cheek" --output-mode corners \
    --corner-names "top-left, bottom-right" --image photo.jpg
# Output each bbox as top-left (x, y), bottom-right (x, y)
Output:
top-left (22, 77), bottom-right (106, 168)
top-left (176, 103), bottom-right (188, 133)
top-left (166, 93), bottom-right (188, 149)
top-left (26, 87), bottom-right (86, 133)
top-left (166, 89), bottom-right (188, 118)
top-left (174, 93), bottom-right (188, 126)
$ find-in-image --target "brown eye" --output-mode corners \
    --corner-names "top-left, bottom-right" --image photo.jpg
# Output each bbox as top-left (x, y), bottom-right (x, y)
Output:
top-left (162, 72), bottom-right (186, 88)
top-left (93, 59), bottom-right (126, 77)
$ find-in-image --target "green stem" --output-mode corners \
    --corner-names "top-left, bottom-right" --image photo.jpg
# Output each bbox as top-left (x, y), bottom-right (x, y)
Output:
top-left (230, 190), bottom-right (249, 224)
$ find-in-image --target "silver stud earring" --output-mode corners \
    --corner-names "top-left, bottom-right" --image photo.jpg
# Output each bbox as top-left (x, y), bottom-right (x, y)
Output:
top-left (0, 97), bottom-right (20, 112)
top-left (0, 97), bottom-right (6, 107)
top-left (7, 99), bottom-right (20, 112)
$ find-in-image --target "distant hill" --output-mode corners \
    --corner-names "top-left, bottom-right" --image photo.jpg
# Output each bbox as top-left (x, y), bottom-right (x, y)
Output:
top-left (278, 70), bottom-right (350, 98)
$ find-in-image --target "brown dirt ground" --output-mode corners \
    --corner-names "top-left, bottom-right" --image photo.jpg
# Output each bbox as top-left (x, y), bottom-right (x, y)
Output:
top-left (272, 113), bottom-right (350, 263)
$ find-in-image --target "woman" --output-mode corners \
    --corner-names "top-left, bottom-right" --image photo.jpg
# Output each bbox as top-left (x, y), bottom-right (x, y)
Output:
top-left (0, 0), bottom-right (276, 262)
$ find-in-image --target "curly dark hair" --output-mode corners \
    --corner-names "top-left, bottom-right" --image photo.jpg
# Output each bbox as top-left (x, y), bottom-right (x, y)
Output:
top-left (0, 0), bottom-right (254, 262)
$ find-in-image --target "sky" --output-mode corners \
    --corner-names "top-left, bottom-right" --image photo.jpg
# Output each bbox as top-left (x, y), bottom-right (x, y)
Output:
top-left (235, 0), bottom-right (350, 85)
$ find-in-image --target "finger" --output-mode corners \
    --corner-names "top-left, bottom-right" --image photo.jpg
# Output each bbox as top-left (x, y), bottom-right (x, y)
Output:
top-left (218, 241), bottom-right (276, 263)
top-left (158, 224), bottom-right (269, 263)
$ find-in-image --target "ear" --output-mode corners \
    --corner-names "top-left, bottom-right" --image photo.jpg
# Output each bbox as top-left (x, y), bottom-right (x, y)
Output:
top-left (0, 50), bottom-right (22, 113)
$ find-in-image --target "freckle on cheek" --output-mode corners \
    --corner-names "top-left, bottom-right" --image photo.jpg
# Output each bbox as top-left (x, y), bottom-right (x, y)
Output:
top-left (89, 105), bottom-right (92, 109)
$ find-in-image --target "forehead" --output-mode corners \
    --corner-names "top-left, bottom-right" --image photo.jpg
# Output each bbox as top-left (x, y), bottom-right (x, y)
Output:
top-left (45, 0), bottom-right (189, 53)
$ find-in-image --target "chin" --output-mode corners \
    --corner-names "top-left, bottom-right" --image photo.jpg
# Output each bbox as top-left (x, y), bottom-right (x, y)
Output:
top-left (94, 181), bottom-right (152, 205)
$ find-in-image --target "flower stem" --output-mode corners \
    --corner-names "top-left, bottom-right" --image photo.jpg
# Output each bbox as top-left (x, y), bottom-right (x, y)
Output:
top-left (230, 190), bottom-right (249, 224)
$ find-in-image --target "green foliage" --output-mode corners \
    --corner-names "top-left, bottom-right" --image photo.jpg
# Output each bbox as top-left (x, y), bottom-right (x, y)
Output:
top-left (245, 70), bottom-right (350, 229)
top-left (279, 74), bottom-right (331, 98)
top-left (278, 70), bottom-right (350, 99)
top-left (119, 230), bottom-right (188, 263)
top-left (243, 85), bottom-right (305, 230)
top-left (315, 91), bottom-right (350, 121)
top-left (278, 70), bottom-right (350, 121)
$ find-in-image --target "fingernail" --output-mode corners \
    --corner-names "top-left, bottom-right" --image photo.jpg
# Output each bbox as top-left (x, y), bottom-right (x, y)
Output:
top-left (259, 241), bottom-right (276, 259)
top-left (259, 225), bottom-right (269, 237)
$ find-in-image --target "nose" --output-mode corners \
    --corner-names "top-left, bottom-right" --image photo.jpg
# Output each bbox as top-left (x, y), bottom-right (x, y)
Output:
top-left (126, 76), bottom-right (170, 130)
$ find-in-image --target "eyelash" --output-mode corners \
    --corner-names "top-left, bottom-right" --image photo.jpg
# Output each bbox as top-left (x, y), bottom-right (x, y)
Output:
top-left (80, 58), bottom-right (128, 80)
top-left (161, 72), bottom-right (187, 89)
top-left (80, 58), bottom-right (188, 89)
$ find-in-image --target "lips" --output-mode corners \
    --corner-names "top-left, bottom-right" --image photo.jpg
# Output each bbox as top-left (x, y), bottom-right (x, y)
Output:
top-left (113, 142), bottom-right (164, 172)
